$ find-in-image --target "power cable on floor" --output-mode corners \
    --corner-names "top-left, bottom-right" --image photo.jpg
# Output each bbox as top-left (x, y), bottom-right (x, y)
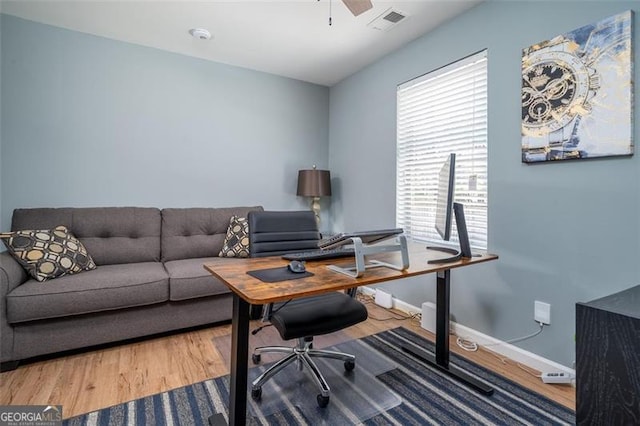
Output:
top-left (455, 322), bottom-right (545, 352)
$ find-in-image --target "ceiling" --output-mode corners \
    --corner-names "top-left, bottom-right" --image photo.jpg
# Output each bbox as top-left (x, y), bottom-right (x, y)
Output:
top-left (1, 0), bottom-right (482, 86)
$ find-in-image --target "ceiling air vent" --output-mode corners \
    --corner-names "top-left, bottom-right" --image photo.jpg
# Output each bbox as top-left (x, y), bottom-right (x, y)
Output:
top-left (367, 8), bottom-right (407, 31)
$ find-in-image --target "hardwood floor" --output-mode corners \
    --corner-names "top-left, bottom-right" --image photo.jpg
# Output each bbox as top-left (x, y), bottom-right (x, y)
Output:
top-left (0, 298), bottom-right (575, 419)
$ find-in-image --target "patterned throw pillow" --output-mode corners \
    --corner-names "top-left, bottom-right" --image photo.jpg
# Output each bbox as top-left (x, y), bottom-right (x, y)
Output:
top-left (0, 225), bottom-right (97, 282)
top-left (219, 216), bottom-right (250, 258)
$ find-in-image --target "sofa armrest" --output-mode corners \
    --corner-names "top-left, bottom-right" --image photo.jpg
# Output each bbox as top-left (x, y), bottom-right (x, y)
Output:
top-left (0, 252), bottom-right (27, 294)
top-left (0, 252), bottom-right (26, 362)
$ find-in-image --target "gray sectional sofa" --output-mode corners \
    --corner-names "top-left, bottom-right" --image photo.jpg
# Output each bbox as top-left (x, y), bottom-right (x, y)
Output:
top-left (0, 206), bottom-right (262, 370)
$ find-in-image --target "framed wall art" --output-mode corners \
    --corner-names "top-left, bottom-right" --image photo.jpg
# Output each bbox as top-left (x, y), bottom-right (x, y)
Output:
top-left (521, 11), bottom-right (633, 163)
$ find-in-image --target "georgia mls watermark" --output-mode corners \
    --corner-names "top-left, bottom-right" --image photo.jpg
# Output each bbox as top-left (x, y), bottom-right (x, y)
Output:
top-left (0, 405), bottom-right (62, 426)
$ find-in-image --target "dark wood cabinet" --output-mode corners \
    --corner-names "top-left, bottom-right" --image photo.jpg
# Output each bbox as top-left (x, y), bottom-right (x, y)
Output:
top-left (576, 285), bottom-right (640, 424)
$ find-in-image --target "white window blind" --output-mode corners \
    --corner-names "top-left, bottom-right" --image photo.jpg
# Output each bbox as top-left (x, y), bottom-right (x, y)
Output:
top-left (396, 50), bottom-right (488, 250)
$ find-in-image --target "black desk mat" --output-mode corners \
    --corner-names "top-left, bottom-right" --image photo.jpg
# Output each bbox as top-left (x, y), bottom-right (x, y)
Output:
top-left (247, 266), bottom-right (314, 283)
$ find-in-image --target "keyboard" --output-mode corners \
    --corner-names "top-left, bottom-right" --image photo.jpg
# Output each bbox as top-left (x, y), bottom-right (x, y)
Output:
top-left (281, 248), bottom-right (355, 261)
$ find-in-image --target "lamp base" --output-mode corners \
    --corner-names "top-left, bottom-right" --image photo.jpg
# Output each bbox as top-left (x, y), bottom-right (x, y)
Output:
top-left (310, 197), bottom-right (321, 225)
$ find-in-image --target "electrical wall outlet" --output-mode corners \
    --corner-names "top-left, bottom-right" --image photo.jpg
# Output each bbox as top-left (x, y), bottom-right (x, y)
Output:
top-left (534, 301), bottom-right (551, 325)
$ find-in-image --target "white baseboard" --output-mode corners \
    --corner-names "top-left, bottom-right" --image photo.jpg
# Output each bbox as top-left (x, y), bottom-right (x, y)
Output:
top-left (360, 287), bottom-right (575, 379)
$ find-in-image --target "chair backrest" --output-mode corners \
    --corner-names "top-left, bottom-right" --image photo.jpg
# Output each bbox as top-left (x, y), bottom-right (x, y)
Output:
top-left (248, 211), bottom-right (320, 258)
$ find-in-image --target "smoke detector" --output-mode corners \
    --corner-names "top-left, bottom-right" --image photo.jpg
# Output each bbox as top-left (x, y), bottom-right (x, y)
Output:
top-left (189, 28), bottom-right (212, 40)
top-left (367, 8), bottom-right (407, 31)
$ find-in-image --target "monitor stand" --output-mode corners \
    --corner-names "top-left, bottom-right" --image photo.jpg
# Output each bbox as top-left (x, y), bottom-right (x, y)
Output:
top-left (327, 235), bottom-right (410, 278)
top-left (427, 202), bottom-right (473, 264)
top-left (426, 246), bottom-right (462, 264)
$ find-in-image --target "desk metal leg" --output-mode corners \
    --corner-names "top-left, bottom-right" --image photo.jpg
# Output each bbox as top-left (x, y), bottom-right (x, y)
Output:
top-left (436, 270), bottom-right (451, 366)
top-left (209, 294), bottom-right (250, 426)
top-left (402, 269), bottom-right (494, 395)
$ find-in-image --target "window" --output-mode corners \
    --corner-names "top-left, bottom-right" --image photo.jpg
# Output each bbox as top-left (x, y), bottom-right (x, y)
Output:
top-left (396, 50), bottom-right (488, 249)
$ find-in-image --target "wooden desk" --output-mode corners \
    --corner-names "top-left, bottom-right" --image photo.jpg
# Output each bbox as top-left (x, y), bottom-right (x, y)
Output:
top-left (204, 243), bottom-right (498, 425)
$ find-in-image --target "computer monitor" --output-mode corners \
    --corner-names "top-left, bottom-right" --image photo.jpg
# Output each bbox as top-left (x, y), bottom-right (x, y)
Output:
top-left (434, 153), bottom-right (456, 241)
top-left (427, 153), bottom-right (473, 264)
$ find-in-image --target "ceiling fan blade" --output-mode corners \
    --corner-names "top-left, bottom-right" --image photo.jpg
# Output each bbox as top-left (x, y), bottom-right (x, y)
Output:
top-left (342, 0), bottom-right (373, 16)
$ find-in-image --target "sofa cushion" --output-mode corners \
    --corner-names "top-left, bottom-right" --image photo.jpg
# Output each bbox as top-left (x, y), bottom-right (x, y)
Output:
top-left (161, 207), bottom-right (263, 262)
top-left (6, 262), bottom-right (168, 323)
top-left (0, 225), bottom-right (96, 282)
top-left (11, 207), bottom-right (162, 265)
top-left (219, 216), bottom-right (250, 258)
top-left (164, 257), bottom-right (230, 301)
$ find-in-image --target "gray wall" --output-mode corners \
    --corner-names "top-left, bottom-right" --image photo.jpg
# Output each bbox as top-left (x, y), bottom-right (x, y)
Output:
top-left (0, 14), bottom-right (329, 232)
top-left (0, 9), bottom-right (3, 230)
top-left (329, 1), bottom-right (640, 366)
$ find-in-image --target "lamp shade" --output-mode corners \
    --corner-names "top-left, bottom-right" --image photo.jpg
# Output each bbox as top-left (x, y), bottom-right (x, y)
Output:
top-left (297, 169), bottom-right (332, 197)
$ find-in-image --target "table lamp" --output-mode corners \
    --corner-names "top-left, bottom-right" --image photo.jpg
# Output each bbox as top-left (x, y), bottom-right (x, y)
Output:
top-left (297, 166), bottom-right (331, 225)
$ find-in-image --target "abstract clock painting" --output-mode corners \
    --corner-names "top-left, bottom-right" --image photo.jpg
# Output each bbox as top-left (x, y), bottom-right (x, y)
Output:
top-left (521, 11), bottom-right (633, 163)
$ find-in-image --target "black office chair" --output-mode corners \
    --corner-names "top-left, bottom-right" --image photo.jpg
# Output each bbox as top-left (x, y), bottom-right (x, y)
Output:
top-left (247, 210), bottom-right (368, 408)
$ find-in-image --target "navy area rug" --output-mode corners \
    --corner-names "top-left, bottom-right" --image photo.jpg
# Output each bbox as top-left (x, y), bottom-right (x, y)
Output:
top-left (63, 327), bottom-right (575, 425)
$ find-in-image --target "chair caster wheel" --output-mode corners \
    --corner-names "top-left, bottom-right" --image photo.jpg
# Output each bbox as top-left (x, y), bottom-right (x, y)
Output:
top-left (252, 353), bottom-right (261, 364)
top-left (316, 394), bottom-right (329, 408)
top-left (344, 360), bottom-right (355, 372)
top-left (251, 387), bottom-right (262, 400)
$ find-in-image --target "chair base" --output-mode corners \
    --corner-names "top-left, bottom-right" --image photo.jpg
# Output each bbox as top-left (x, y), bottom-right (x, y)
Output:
top-left (251, 337), bottom-right (355, 407)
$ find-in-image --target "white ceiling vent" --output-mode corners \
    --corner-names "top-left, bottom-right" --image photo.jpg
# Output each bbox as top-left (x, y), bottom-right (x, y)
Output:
top-left (367, 8), bottom-right (407, 31)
